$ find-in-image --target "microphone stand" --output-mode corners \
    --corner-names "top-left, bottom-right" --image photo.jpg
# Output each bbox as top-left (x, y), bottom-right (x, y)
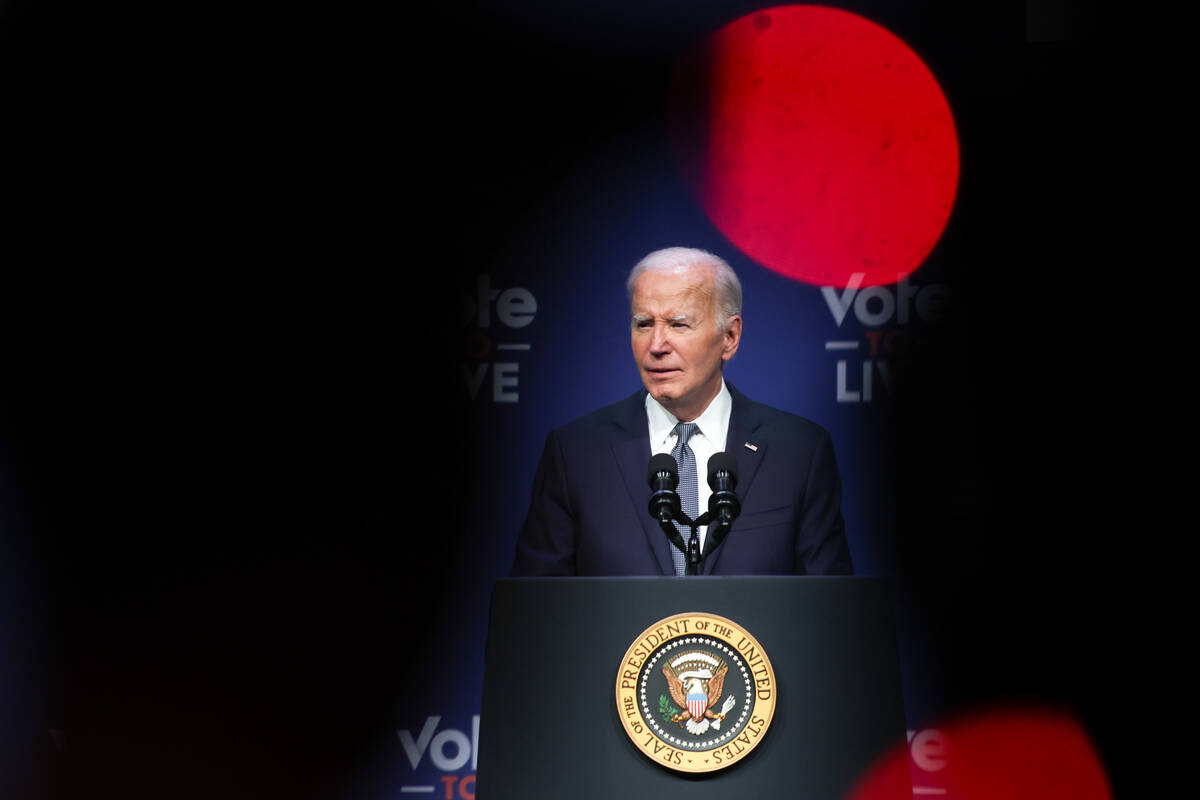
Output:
top-left (659, 510), bottom-right (714, 576)
top-left (650, 454), bottom-right (740, 576)
top-left (655, 516), bottom-right (689, 562)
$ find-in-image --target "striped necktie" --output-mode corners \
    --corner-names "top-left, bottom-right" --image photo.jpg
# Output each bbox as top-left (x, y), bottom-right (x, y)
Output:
top-left (670, 421), bottom-right (700, 576)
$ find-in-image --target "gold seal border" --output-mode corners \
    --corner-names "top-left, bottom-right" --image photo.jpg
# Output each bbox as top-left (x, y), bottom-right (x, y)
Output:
top-left (614, 611), bottom-right (776, 774)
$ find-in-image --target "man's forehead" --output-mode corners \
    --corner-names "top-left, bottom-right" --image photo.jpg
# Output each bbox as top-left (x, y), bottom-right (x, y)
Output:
top-left (631, 273), bottom-right (715, 310)
top-left (633, 285), bottom-right (709, 304)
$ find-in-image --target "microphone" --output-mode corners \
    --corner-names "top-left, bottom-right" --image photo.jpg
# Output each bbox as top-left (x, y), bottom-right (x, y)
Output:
top-left (648, 453), bottom-right (688, 560)
top-left (647, 453), bottom-right (681, 523)
top-left (706, 452), bottom-right (741, 527)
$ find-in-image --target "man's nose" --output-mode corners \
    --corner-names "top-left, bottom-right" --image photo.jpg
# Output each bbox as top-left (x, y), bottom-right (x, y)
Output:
top-left (649, 324), bottom-right (672, 354)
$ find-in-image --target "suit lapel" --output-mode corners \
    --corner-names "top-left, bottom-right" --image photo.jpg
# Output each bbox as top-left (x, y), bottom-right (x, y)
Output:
top-left (702, 383), bottom-right (766, 575)
top-left (611, 390), bottom-right (676, 576)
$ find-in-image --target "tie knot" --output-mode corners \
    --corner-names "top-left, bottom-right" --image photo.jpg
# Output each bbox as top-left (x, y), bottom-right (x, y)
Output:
top-left (674, 421), bottom-right (700, 446)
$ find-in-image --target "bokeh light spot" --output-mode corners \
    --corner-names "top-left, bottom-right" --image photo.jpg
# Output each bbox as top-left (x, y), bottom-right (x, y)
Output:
top-left (848, 707), bottom-right (1113, 800)
top-left (670, 5), bottom-right (959, 287)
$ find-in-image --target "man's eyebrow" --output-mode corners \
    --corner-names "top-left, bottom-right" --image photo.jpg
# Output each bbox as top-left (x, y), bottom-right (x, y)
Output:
top-left (631, 313), bottom-right (694, 323)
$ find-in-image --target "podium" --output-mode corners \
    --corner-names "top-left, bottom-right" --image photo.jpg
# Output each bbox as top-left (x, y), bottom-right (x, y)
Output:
top-left (477, 576), bottom-right (907, 799)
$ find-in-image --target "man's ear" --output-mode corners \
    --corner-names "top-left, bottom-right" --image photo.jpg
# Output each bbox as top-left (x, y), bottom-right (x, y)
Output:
top-left (721, 315), bottom-right (742, 362)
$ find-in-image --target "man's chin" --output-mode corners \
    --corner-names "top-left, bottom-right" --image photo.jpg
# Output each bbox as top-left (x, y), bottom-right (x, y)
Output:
top-left (647, 386), bottom-right (687, 414)
top-left (643, 378), bottom-right (678, 400)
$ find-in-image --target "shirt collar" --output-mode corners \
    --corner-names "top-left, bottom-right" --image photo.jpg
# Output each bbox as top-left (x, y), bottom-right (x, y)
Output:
top-left (645, 379), bottom-right (731, 448)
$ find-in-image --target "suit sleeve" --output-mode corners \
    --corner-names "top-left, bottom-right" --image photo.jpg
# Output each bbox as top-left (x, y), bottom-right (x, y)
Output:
top-left (510, 430), bottom-right (578, 576)
top-left (795, 428), bottom-right (854, 575)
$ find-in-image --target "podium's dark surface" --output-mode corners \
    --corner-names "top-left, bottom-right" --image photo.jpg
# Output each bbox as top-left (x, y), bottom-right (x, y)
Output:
top-left (477, 576), bottom-right (906, 799)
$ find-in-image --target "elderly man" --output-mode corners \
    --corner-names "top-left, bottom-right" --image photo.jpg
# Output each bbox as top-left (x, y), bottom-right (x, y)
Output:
top-left (511, 247), bottom-right (853, 576)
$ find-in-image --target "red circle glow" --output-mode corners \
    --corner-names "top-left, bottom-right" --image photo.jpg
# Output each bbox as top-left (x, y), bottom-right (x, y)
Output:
top-left (670, 5), bottom-right (959, 287)
top-left (847, 708), bottom-right (1112, 800)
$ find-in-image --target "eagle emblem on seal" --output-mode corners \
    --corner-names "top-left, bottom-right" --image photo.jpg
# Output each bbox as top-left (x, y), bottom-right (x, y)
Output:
top-left (661, 650), bottom-right (737, 735)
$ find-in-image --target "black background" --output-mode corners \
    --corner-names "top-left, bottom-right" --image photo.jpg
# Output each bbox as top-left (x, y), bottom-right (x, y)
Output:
top-left (2, 1), bottom-right (1157, 797)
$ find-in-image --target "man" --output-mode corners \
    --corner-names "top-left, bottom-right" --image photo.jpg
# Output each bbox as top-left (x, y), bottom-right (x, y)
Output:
top-left (511, 247), bottom-right (853, 576)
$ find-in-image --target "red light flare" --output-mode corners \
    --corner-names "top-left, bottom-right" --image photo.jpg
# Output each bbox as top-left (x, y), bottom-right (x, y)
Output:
top-left (847, 707), bottom-right (1113, 800)
top-left (670, 6), bottom-right (959, 288)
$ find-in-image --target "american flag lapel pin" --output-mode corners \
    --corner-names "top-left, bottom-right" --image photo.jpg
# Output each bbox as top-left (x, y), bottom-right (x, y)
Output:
top-left (744, 442), bottom-right (758, 452)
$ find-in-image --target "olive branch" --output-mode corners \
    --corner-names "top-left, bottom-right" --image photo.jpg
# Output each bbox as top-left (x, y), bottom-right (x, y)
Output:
top-left (658, 695), bottom-right (680, 723)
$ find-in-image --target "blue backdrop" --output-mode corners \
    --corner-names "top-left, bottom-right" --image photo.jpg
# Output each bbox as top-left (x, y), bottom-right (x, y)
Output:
top-left (1, 1), bottom-right (1135, 798)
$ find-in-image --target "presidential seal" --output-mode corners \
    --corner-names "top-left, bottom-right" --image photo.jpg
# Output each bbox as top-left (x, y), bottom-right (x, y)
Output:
top-left (614, 612), bottom-right (776, 773)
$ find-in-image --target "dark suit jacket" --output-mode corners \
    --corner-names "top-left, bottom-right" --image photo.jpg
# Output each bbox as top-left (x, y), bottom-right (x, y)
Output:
top-left (511, 383), bottom-right (853, 576)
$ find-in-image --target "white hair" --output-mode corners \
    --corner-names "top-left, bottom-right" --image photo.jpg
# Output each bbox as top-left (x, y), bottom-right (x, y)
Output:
top-left (626, 247), bottom-right (743, 332)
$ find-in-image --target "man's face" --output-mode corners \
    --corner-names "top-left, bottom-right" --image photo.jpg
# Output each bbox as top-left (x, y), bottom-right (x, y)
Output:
top-left (630, 265), bottom-right (741, 422)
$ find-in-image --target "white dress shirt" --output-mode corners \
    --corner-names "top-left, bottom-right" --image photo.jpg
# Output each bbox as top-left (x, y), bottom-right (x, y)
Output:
top-left (645, 379), bottom-right (732, 553)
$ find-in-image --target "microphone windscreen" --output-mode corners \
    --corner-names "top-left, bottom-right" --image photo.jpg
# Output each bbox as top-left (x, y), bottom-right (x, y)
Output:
top-left (648, 453), bottom-right (679, 485)
top-left (707, 451), bottom-right (738, 484)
